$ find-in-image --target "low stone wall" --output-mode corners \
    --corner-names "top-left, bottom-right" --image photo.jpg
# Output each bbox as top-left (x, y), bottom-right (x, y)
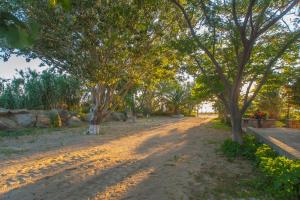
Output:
top-left (286, 120), bottom-right (300, 129)
top-left (0, 108), bottom-right (136, 131)
top-left (0, 108), bottom-right (84, 131)
top-left (247, 127), bottom-right (300, 159)
top-left (242, 118), bottom-right (276, 128)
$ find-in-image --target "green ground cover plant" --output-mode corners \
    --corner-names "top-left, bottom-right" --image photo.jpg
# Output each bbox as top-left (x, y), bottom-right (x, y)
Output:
top-left (221, 134), bottom-right (300, 199)
top-left (208, 118), bottom-right (232, 131)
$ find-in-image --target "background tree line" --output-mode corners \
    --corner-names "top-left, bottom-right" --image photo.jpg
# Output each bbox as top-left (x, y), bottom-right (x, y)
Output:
top-left (0, 68), bottom-right (200, 118)
top-left (0, 69), bottom-right (82, 110)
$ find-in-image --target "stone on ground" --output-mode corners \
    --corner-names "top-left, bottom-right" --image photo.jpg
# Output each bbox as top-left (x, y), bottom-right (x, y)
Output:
top-left (14, 113), bottom-right (36, 127)
top-left (35, 111), bottom-right (51, 128)
top-left (67, 116), bottom-right (84, 127)
top-left (0, 117), bottom-right (19, 130)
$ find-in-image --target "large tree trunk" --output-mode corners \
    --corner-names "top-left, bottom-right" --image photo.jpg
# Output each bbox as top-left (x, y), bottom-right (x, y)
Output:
top-left (87, 81), bottom-right (133, 134)
top-left (229, 104), bottom-right (243, 144)
top-left (88, 123), bottom-right (101, 135)
top-left (87, 84), bottom-right (106, 135)
top-left (88, 105), bottom-right (102, 135)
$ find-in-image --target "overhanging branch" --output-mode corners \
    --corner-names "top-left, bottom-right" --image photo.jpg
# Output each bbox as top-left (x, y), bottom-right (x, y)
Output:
top-left (170, 0), bottom-right (231, 89)
top-left (257, 0), bottom-right (299, 36)
top-left (241, 31), bottom-right (300, 113)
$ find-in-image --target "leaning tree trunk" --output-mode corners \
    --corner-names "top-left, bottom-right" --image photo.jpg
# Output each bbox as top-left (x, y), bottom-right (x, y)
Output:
top-left (88, 81), bottom-right (133, 134)
top-left (88, 105), bottom-right (102, 135)
top-left (88, 84), bottom-right (105, 135)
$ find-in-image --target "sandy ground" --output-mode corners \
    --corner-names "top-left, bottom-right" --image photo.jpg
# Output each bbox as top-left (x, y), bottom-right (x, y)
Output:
top-left (0, 117), bottom-right (255, 200)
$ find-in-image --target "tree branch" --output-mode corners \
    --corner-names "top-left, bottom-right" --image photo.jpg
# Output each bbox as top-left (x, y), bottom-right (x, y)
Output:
top-left (193, 56), bottom-right (207, 75)
top-left (282, 18), bottom-right (292, 32)
top-left (242, 0), bottom-right (256, 29)
top-left (170, 0), bottom-right (231, 89)
top-left (253, 2), bottom-right (271, 35)
top-left (241, 31), bottom-right (300, 113)
top-left (232, 0), bottom-right (241, 30)
top-left (257, 0), bottom-right (299, 36)
top-left (230, 1), bottom-right (257, 101)
top-left (243, 74), bottom-right (256, 106)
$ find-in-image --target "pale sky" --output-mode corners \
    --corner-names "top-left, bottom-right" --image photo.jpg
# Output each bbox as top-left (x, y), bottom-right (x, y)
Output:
top-left (0, 55), bottom-right (46, 79)
top-left (198, 102), bottom-right (215, 113)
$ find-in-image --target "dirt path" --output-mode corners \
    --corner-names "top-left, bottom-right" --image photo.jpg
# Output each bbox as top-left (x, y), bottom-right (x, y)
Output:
top-left (0, 117), bottom-right (254, 200)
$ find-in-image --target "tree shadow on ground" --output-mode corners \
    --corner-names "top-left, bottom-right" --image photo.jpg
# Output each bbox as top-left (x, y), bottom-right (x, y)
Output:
top-left (0, 118), bottom-right (251, 200)
top-left (0, 118), bottom-right (186, 166)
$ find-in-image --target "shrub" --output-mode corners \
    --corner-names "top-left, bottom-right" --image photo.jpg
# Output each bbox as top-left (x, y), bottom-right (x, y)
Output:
top-left (255, 144), bottom-right (277, 162)
top-left (220, 134), bottom-right (300, 199)
top-left (77, 112), bottom-right (88, 121)
top-left (258, 156), bottom-right (300, 199)
top-left (241, 134), bottom-right (260, 160)
top-left (275, 121), bottom-right (286, 128)
top-left (49, 110), bottom-right (62, 128)
top-left (220, 139), bottom-right (242, 159)
top-left (220, 134), bottom-right (259, 160)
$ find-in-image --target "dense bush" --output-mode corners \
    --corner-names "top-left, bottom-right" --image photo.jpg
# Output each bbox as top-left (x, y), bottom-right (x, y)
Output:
top-left (220, 134), bottom-right (259, 160)
top-left (49, 110), bottom-right (62, 128)
top-left (255, 144), bottom-right (277, 161)
top-left (220, 139), bottom-right (241, 159)
top-left (258, 156), bottom-right (300, 199)
top-left (221, 134), bottom-right (300, 199)
top-left (0, 69), bottom-right (82, 110)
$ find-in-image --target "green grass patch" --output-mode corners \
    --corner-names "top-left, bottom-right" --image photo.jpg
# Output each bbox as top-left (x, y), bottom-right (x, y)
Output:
top-left (220, 134), bottom-right (300, 199)
top-left (207, 118), bottom-right (231, 131)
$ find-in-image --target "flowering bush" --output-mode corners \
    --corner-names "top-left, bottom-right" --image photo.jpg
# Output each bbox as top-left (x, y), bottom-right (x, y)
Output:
top-left (253, 111), bottom-right (267, 120)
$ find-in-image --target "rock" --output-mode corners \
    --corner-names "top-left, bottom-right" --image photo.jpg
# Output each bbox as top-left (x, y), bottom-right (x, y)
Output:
top-left (0, 117), bottom-right (19, 130)
top-left (36, 111), bottom-right (51, 128)
top-left (14, 113), bottom-right (36, 127)
top-left (9, 109), bottom-right (30, 114)
top-left (67, 116), bottom-right (84, 127)
top-left (104, 112), bottom-right (127, 122)
top-left (0, 109), bottom-right (30, 117)
top-left (0, 108), bottom-right (9, 117)
top-left (111, 112), bottom-right (125, 121)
